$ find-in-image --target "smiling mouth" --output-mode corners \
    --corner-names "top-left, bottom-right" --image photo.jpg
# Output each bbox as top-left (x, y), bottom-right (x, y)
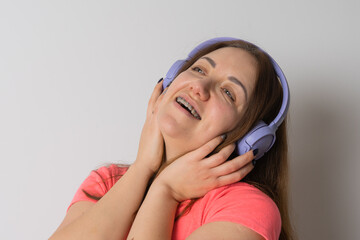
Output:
top-left (176, 97), bottom-right (201, 120)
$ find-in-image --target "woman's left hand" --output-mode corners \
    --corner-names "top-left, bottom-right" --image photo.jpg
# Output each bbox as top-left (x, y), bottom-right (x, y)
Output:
top-left (153, 136), bottom-right (256, 202)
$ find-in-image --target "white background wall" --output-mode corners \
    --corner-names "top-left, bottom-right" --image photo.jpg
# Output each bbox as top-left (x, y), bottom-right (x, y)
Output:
top-left (1, 0), bottom-right (359, 239)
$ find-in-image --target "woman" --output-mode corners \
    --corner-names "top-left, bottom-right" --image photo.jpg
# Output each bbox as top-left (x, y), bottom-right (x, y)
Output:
top-left (49, 38), bottom-right (295, 240)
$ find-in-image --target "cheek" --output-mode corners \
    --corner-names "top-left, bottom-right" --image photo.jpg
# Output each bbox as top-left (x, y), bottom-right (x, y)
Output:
top-left (168, 74), bottom-right (190, 90)
top-left (159, 76), bottom-right (187, 101)
top-left (207, 104), bottom-right (240, 132)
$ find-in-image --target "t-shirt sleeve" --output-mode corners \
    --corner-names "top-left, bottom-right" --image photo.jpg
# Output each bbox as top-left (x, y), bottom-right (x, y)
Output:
top-left (202, 182), bottom-right (281, 240)
top-left (67, 164), bottom-right (128, 212)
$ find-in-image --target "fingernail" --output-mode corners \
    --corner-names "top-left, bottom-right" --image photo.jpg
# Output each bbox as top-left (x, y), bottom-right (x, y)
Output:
top-left (252, 159), bottom-right (257, 166)
top-left (253, 148), bottom-right (259, 157)
top-left (221, 134), bottom-right (227, 141)
top-left (157, 78), bottom-right (163, 83)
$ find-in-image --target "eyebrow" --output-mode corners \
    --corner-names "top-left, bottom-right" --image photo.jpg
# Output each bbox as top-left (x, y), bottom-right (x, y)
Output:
top-left (200, 56), bottom-right (248, 101)
top-left (228, 76), bottom-right (248, 101)
top-left (201, 56), bottom-right (216, 68)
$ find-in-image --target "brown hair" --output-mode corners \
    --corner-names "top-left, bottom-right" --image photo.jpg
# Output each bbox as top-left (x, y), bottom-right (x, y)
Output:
top-left (84, 39), bottom-right (296, 239)
top-left (160, 39), bottom-right (295, 239)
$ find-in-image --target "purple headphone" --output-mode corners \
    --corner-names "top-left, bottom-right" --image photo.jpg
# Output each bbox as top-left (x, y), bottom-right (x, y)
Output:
top-left (162, 37), bottom-right (290, 160)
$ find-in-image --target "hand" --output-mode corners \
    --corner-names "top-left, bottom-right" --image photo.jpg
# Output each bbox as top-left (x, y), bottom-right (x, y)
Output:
top-left (133, 79), bottom-right (165, 174)
top-left (154, 136), bottom-right (256, 202)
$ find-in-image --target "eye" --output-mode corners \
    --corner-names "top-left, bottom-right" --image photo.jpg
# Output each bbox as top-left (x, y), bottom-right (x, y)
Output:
top-left (191, 66), bottom-right (205, 74)
top-left (222, 88), bottom-right (235, 101)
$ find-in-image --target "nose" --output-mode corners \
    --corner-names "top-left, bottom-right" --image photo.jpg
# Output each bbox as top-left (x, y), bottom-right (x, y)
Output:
top-left (190, 78), bottom-right (211, 101)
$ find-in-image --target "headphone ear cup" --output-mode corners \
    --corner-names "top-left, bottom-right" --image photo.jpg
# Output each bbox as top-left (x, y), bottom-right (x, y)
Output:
top-left (236, 121), bottom-right (276, 160)
top-left (163, 60), bottom-right (187, 91)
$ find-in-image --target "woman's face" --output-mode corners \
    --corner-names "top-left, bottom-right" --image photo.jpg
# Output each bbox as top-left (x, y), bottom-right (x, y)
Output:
top-left (157, 47), bottom-right (258, 156)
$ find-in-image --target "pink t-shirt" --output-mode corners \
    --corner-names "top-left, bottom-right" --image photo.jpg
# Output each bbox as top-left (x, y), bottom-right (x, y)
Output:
top-left (68, 165), bottom-right (281, 240)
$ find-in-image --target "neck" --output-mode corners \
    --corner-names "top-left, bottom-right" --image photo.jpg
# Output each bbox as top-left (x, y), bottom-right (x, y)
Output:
top-left (154, 135), bottom-right (200, 178)
top-left (163, 141), bottom-right (186, 165)
top-left (154, 142), bottom-right (184, 179)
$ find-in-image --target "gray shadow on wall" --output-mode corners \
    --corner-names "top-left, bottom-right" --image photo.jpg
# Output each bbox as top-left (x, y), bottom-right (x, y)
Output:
top-left (289, 89), bottom-right (356, 240)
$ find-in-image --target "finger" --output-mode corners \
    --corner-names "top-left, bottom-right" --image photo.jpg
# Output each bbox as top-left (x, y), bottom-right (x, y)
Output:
top-left (152, 87), bottom-right (167, 114)
top-left (203, 143), bottom-right (236, 168)
top-left (216, 161), bottom-right (254, 187)
top-left (211, 149), bottom-right (255, 177)
top-left (188, 135), bottom-right (226, 160)
top-left (147, 78), bottom-right (164, 113)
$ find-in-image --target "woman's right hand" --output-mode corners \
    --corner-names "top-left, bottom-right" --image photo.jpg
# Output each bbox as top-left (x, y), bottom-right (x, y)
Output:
top-left (153, 136), bottom-right (256, 202)
top-left (133, 79), bottom-right (165, 174)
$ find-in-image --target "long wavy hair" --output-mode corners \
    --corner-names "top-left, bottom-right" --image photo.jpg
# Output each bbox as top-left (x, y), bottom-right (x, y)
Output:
top-left (84, 39), bottom-right (296, 240)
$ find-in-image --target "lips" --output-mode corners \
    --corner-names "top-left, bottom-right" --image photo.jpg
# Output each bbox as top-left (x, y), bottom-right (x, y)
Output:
top-left (175, 96), bottom-right (201, 120)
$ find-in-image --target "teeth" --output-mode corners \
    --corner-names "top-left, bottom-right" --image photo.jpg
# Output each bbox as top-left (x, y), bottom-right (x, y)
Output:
top-left (176, 97), bottom-right (201, 120)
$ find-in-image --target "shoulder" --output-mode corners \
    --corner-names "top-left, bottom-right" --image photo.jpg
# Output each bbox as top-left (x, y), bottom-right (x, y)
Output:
top-left (67, 164), bottom-right (129, 211)
top-left (83, 164), bottom-right (129, 191)
top-left (204, 181), bottom-right (280, 211)
top-left (94, 164), bottom-right (129, 179)
top-left (204, 181), bottom-right (280, 215)
top-left (200, 182), bottom-right (281, 240)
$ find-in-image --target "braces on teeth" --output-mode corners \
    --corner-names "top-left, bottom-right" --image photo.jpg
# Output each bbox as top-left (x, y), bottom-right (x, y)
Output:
top-left (176, 97), bottom-right (201, 120)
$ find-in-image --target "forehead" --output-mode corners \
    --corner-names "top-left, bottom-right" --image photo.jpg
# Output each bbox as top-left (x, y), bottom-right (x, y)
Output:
top-left (203, 47), bottom-right (258, 69)
top-left (201, 47), bottom-right (258, 94)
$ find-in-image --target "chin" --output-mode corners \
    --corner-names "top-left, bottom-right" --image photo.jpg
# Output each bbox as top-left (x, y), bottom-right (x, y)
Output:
top-left (158, 114), bottom-right (187, 138)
